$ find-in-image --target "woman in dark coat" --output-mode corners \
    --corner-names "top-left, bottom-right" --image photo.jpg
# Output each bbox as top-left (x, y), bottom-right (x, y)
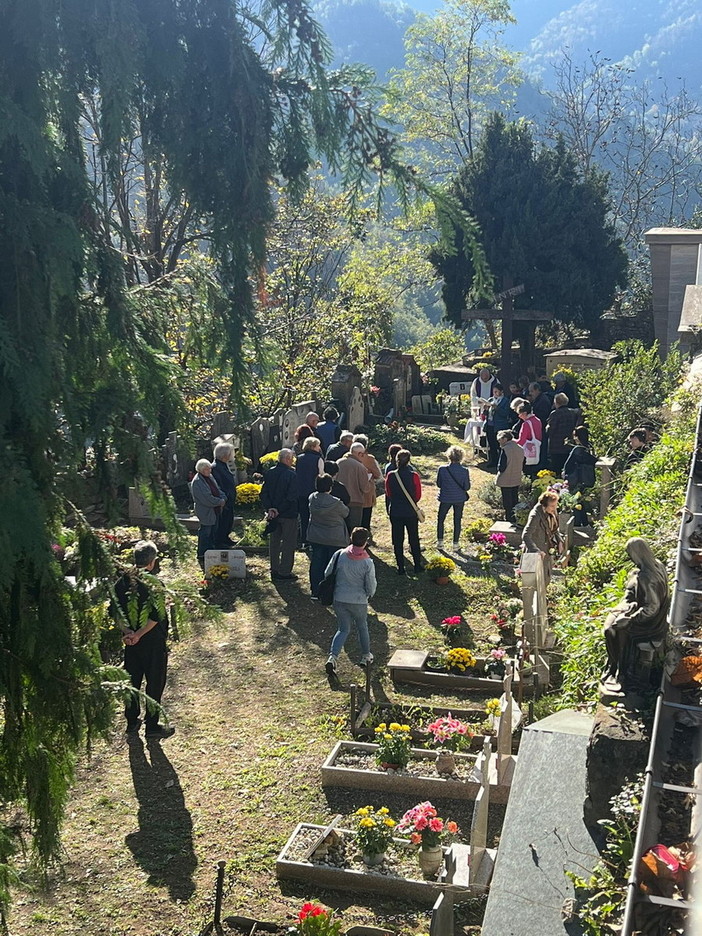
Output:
top-left (563, 425), bottom-right (597, 526)
top-left (385, 449), bottom-right (423, 575)
top-left (295, 436), bottom-right (325, 546)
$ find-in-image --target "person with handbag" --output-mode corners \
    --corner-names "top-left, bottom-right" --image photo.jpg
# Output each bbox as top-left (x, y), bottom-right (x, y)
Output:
top-left (385, 449), bottom-right (424, 575)
top-left (436, 445), bottom-right (470, 550)
top-left (307, 474), bottom-right (349, 598)
top-left (516, 402), bottom-right (543, 479)
top-left (324, 527), bottom-right (377, 676)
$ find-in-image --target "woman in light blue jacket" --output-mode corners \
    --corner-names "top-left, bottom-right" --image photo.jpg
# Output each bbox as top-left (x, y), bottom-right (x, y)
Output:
top-left (325, 527), bottom-right (376, 676)
top-left (435, 446), bottom-right (470, 551)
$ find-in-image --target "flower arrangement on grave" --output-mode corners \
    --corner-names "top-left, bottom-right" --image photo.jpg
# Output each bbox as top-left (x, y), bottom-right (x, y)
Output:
top-left (484, 647), bottom-right (509, 679)
top-left (440, 615), bottom-right (463, 644)
top-left (205, 564), bottom-right (230, 582)
top-left (441, 647), bottom-right (477, 673)
top-left (235, 482), bottom-right (262, 504)
top-left (398, 801), bottom-right (459, 876)
top-left (374, 722), bottom-right (412, 769)
top-left (258, 451), bottom-right (295, 471)
top-left (426, 714), bottom-right (474, 752)
top-left (295, 903), bottom-right (342, 936)
top-left (464, 517), bottom-right (492, 543)
top-left (234, 449), bottom-right (252, 471)
top-left (485, 698), bottom-right (502, 719)
top-left (353, 806), bottom-right (396, 864)
top-left (425, 554), bottom-right (457, 582)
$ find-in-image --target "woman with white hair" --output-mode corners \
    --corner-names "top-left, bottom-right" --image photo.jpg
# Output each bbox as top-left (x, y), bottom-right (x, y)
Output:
top-left (435, 445), bottom-right (470, 550)
top-left (211, 442), bottom-right (237, 548)
top-left (190, 459), bottom-right (226, 567)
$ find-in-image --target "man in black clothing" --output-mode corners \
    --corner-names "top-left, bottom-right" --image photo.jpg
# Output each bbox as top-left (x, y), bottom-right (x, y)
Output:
top-left (112, 540), bottom-right (174, 740)
top-left (211, 442), bottom-right (237, 547)
top-left (260, 448), bottom-right (299, 580)
top-left (326, 431), bottom-right (353, 462)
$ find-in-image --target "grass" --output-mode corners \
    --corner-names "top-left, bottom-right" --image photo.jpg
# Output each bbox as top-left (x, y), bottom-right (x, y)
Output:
top-left (8, 438), bottom-right (512, 936)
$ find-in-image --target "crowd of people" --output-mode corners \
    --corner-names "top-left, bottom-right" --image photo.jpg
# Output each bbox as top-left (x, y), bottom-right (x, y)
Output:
top-left (116, 377), bottom-right (659, 736)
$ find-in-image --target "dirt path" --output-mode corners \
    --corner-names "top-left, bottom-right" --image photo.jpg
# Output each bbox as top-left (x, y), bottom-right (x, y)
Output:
top-left (9, 443), bottom-right (512, 936)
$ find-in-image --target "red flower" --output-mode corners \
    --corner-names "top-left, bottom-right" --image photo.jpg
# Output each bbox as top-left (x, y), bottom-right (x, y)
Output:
top-left (298, 903), bottom-right (326, 922)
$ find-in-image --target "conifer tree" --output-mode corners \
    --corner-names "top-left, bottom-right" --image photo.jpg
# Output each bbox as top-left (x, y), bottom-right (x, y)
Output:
top-left (0, 0), bottom-right (491, 912)
top-left (431, 113), bottom-right (627, 355)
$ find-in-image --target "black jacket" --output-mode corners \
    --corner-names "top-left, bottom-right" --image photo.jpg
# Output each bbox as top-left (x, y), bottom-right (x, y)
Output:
top-left (112, 571), bottom-right (168, 644)
top-left (211, 459), bottom-right (236, 505)
top-left (261, 463), bottom-right (299, 518)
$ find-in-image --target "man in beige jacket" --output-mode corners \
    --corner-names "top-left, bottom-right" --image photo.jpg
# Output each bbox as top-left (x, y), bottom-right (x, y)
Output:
top-left (337, 442), bottom-right (373, 530)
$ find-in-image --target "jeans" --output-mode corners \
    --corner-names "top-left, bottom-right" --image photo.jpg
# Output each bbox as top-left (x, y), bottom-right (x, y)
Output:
top-left (500, 486), bottom-right (519, 524)
top-left (269, 516), bottom-right (298, 574)
top-left (390, 516), bottom-right (422, 571)
top-left (197, 523), bottom-right (217, 563)
top-left (330, 601), bottom-right (370, 658)
top-left (309, 543), bottom-right (336, 596)
top-left (437, 502), bottom-right (464, 543)
top-left (124, 639), bottom-right (168, 730)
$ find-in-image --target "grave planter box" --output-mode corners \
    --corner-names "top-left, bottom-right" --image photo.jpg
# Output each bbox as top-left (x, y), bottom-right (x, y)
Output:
top-left (321, 741), bottom-right (510, 804)
top-left (276, 823), bottom-right (486, 905)
top-left (388, 649), bottom-right (520, 692)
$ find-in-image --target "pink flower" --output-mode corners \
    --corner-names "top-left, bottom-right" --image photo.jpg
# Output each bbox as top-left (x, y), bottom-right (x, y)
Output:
top-left (429, 818), bottom-right (443, 833)
top-left (415, 816), bottom-right (428, 830)
top-left (490, 648), bottom-right (507, 660)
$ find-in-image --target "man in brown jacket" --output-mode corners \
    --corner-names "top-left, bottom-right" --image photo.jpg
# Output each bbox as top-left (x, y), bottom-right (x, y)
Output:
top-left (337, 442), bottom-right (373, 530)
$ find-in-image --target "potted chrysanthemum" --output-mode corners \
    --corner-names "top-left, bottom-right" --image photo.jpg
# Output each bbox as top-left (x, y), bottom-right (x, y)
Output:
top-left (397, 801), bottom-right (459, 878)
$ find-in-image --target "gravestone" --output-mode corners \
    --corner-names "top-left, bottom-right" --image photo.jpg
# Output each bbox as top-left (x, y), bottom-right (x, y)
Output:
top-left (331, 364), bottom-right (363, 424)
top-left (128, 487), bottom-right (151, 523)
top-left (250, 417), bottom-right (271, 468)
top-left (162, 431), bottom-right (192, 489)
top-left (211, 412), bottom-right (237, 440)
top-left (203, 549), bottom-right (247, 579)
top-left (347, 386), bottom-right (365, 432)
top-left (281, 401), bottom-right (317, 448)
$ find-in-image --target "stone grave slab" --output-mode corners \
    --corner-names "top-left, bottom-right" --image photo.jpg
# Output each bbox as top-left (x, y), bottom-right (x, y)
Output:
top-left (489, 521), bottom-right (522, 547)
top-left (204, 549), bottom-right (246, 579)
top-left (388, 649), bottom-right (523, 692)
top-left (481, 710), bottom-right (598, 936)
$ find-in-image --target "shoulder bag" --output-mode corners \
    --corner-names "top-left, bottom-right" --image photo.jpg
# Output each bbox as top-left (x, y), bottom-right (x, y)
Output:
top-left (318, 550), bottom-right (342, 606)
top-left (521, 418), bottom-right (541, 466)
top-left (393, 471), bottom-right (426, 522)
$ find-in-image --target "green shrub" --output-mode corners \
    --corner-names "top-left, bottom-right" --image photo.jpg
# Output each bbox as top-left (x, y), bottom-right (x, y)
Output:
top-left (578, 340), bottom-right (682, 459)
top-left (368, 423), bottom-right (448, 456)
top-left (554, 390), bottom-right (695, 705)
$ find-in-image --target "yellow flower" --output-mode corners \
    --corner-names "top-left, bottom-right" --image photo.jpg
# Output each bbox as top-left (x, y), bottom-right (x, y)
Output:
top-left (388, 722), bottom-right (402, 731)
top-left (356, 807), bottom-right (370, 816)
top-left (378, 807), bottom-right (389, 815)
top-left (383, 733), bottom-right (392, 740)
top-left (384, 818), bottom-right (395, 827)
top-left (401, 724), bottom-right (411, 731)
top-left (359, 818), bottom-right (375, 828)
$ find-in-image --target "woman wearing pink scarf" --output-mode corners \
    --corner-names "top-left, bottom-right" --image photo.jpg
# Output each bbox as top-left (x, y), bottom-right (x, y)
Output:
top-left (325, 528), bottom-right (377, 677)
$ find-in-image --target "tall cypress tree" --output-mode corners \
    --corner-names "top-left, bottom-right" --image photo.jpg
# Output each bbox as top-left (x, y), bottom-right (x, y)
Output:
top-left (431, 113), bottom-right (627, 349)
top-left (0, 0), bottom-right (493, 912)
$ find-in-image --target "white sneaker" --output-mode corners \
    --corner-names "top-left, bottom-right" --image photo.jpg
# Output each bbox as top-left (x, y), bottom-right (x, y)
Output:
top-left (359, 653), bottom-right (374, 666)
top-left (452, 542), bottom-right (460, 551)
top-left (325, 655), bottom-right (338, 676)
top-left (437, 539), bottom-right (444, 549)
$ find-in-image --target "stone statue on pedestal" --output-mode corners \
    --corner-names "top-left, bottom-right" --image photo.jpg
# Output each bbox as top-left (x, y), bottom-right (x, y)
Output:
top-left (600, 537), bottom-right (669, 696)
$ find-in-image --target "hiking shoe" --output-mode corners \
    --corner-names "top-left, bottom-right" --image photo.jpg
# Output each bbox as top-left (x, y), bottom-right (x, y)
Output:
top-left (359, 653), bottom-right (374, 667)
top-left (145, 725), bottom-right (176, 740)
top-left (452, 542), bottom-right (460, 551)
top-left (436, 539), bottom-right (444, 549)
top-left (325, 655), bottom-right (338, 677)
top-left (125, 719), bottom-right (141, 734)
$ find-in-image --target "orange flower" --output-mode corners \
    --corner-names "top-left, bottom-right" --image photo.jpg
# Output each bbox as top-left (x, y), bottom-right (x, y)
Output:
top-left (446, 821), bottom-right (458, 834)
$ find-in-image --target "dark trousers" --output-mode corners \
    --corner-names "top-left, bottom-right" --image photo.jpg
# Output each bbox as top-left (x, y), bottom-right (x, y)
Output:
top-left (124, 639), bottom-right (168, 730)
top-left (346, 504), bottom-right (363, 532)
top-left (390, 516), bottom-right (422, 571)
top-left (270, 516), bottom-right (297, 574)
top-left (484, 426), bottom-right (499, 466)
top-left (298, 496), bottom-right (311, 545)
top-left (437, 502), bottom-right (464, 543)
top-left (361, 506), bottom-right (373, 531)
top-left (215, 502), bottom-right (234, 547)
top-left (500, 486), bottom-right (519, 524)
top-left (197, 523), bottom-right (216, 564)
top-left (309, 543), bottom-right (336, 596)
